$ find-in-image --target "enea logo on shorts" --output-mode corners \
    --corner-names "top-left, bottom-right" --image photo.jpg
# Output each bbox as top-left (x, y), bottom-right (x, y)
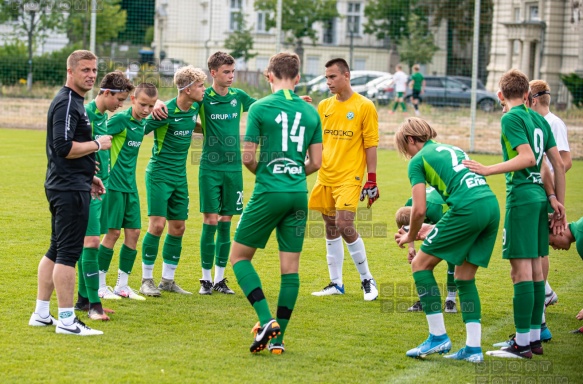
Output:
top-left (267, 158), bottom-right (303, 175)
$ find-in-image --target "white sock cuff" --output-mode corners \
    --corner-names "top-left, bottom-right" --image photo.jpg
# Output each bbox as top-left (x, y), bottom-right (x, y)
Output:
top-left (344, 236), bottom-right (362, 248)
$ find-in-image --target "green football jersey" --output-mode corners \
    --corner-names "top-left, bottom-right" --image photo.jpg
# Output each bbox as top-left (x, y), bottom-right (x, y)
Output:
top-left (145, 98), bottom-right (199, 178)
top-left (410, 72), bottom-right (424, 91)
top-left (244, 89), bottom-right (322, 194)
top-left (405, 186), bottom-right (448, 224)
top-left (408, 140), bottom-right (495, 210)
top-left (107, 107), bottom-right (145, 192)
top-left (501, 105), bottom-right (556, 207)
top-left (569, 217), bottom-right (583, 259)
top-left (86, 100), bottom-right (109, 181)
top-left (199, 87), bottom-right (256, 171)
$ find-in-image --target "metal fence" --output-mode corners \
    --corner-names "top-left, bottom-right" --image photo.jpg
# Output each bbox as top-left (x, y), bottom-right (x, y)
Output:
top-left (0, 0), bottom-right (580, 157)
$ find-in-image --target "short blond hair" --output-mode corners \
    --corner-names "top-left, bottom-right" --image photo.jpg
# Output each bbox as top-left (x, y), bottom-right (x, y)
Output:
top-left (395, 206), bottom-right (412, 228)
top-left (67, 50), bottom-right (97, 69)
top-left (530, 79), bottom-right (551, 107)
top-left (394, 117), bottom-right (437, 158)
top-left (412, 64), bottom-right (420, 72)
top-left (174, 65), bottom-right (207, 90)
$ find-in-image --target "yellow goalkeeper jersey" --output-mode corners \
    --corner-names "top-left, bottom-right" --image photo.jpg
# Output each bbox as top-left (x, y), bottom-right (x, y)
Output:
top-left (316, 92), bottom-right (379, 186)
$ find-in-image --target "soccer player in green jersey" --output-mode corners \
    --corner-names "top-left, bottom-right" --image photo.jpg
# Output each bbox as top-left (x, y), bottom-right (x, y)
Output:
top-left (463, 69), bottom-right (566, 359)
top-left (394, 117), bottom-right (500, 363)
top-left (408, 64), bottom-right (425, 116)
top-left (138, 66), bottom-right (207, 297)
top-left (74, 71), bottom-right (134, 320)
top-left (230, 52), bottom-right (322, 354)
top-left (549, 216), bottom-right (583, 333)
top-left (395, 187), bottom-right (458, 313)
top-left (196, 51), bottom-right (258, 295)
top-left (97, 83), bottom-right (158, 301)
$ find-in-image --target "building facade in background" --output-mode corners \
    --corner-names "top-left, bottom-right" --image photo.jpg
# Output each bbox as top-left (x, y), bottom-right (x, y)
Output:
top-left (152, 0), bottom-right (449, 77)
top-left (487, 0), bottom-right (583, 104)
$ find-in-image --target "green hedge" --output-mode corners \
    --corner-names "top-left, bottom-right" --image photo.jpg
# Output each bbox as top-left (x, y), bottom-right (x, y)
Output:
top-left (560, 73), bottom-right (583, 108)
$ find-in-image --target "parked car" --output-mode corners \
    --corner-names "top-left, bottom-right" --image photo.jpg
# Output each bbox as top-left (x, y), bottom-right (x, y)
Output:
top-left (159, 58), bottom-right (187, 77)
top-left (378, 76), bottom-right (497, 112)
top-left (300, 70), bottom-right (390, 95)
top-left (366, 75), bottom-right (394, 104)
top-left (294, 75), bottom-right (325, 94)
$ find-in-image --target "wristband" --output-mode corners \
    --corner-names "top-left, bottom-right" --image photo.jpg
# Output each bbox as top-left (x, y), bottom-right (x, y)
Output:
top-left (367, 172), bottom-right (376, 182)
top-left (547, 194), bottom-right (556, 201)
top-left (94, 140), bottom-right (101, 152)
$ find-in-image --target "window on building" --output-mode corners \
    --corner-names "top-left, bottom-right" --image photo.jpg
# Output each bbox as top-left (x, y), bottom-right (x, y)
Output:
top-left (346, 2), bottom-right (362, 36)
top-left (306, 56), bottom-right (320, 76)
top-left (255, 57), bottom-right (269, 71)
top-left (256, 11), bottom-right (267, 33)
top-left (323, 18), bottom-right (336, 44)
top-left (229, 0), bottom-right (243, 31)
top-left (514, 8), bottom-right (521, 22)
top-left (527, 3), bottom-right (539, 21)
top-left (353, 58), bottom-right (366, 70)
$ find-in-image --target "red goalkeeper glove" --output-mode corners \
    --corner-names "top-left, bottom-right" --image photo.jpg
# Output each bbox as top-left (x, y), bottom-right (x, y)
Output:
top-left (360, 173), bottom-right (379, 208)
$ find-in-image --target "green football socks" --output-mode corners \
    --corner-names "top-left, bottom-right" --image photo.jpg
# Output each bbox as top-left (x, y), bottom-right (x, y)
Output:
top-left (234, 260), bottom-right (272, 325)
top-left (215, 221), bottom-right (231, 268)
top-left (272, 273), bottom-right (299, 344)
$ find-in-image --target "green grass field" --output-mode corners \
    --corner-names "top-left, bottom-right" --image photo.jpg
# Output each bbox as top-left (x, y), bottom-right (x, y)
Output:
top-left (1, 128), bottom-right (582, 383)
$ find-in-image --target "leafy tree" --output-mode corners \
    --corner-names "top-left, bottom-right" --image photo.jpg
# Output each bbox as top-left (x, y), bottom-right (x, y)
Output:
top-left (254, 0), bottom-right (339, 66)
top-left (431, 0), bottom-right (493, 80)
top-left (224, 12), bottom-right (257, 66)
top-left (118, 0), bottom-right (154, 45)
top-left (66, 0), bottom-right (127, 49)
top-left (397, 13), bottom-right (438, 70)
top-left (0, 0), bottom-right (66, 90)
top-left (363, 0), bottom-right (412, 44)
top-left (560, 73), bottom-right (583, 108)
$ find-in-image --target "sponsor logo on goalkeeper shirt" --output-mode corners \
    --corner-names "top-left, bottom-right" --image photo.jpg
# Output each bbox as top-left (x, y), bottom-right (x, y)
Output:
top-left (267, 158), bottom-right (303, 175)
top-left (324, 129), bottom-right (353, 137)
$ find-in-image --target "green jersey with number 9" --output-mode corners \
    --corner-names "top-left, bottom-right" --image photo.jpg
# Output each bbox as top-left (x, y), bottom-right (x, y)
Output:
top-left (408, 140), bottom-right (495, 210)
top-left (244, 89), bottom-right (322, 194)
top-left (501, 105), bottom-right (556, 208)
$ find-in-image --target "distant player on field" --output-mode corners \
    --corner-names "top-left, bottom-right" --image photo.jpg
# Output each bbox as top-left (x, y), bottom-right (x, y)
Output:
top-left (75, 71), bottom-right (134, 320)
top-left (389, 64), bottom-right (408, 114)
top-left (464, 69), bottom-right (566, 359)
top-left (231, 52), bottom-right (322, 354)
top-left (97, 83), bottom-right (157, 301)
top-left (394, 117), bottom-right (500, 363)
top-left (408, 64), bottom-right (425, 116)
top-left (138, 66), bottom-right (207, 297)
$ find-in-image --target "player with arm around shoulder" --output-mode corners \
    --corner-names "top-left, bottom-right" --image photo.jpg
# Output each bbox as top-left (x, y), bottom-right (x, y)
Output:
top-left (138, 66), bottom-right (207, 297)
top-left (75, 71), bottom-right (134, 320)
top-left (394, 117), bottom-right (500, 363)
top-left (463, 69), bottom-right (566, 359)
top-left (230, 52), bottom-right (322, 354)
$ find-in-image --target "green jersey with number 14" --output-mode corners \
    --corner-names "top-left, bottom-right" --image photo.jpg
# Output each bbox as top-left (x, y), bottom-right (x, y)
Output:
top-left (245, 89), bottom-right (322, 194)
top-left (501, 105), bottom-right (556, 207)
top-left (408, 140), bottom-right (494, 210)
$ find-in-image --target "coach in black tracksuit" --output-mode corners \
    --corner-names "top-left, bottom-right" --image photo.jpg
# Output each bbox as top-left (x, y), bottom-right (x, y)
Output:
top-left (29, 50), bottom-right (112, 336)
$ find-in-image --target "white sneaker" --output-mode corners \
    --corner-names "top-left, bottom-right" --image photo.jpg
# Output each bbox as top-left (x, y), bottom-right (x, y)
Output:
top-left (545, 290), bottom-right (558, 307)
top-left (114, 285), bottom-right (146, 301)
top-left (362, 279), bottom-right (378, 301)
top-left (29, 312), bottom-right (57, 327)
top-left (98, 286), bottom-right (121, 300)
top-left (56, 317), bottom-right (103, 336)
top-left (312, 282), bottom-right (345, 296)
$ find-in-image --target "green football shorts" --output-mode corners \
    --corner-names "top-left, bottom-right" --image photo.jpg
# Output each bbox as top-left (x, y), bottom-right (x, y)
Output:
top-left (420, 196), bottom-right (500, 268)
top-left (199, 169), bottom-right (243, 216)
top-left (503, 201), bottom-right (549, 259)
top-left (103, 190), bottom-right (141, 230)
top-left (234, 192), bottom-right (307, 252)
top-left (145, 172), bottom-right (189, 221)
top-left (85, 196), bottom-right (104, 236)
